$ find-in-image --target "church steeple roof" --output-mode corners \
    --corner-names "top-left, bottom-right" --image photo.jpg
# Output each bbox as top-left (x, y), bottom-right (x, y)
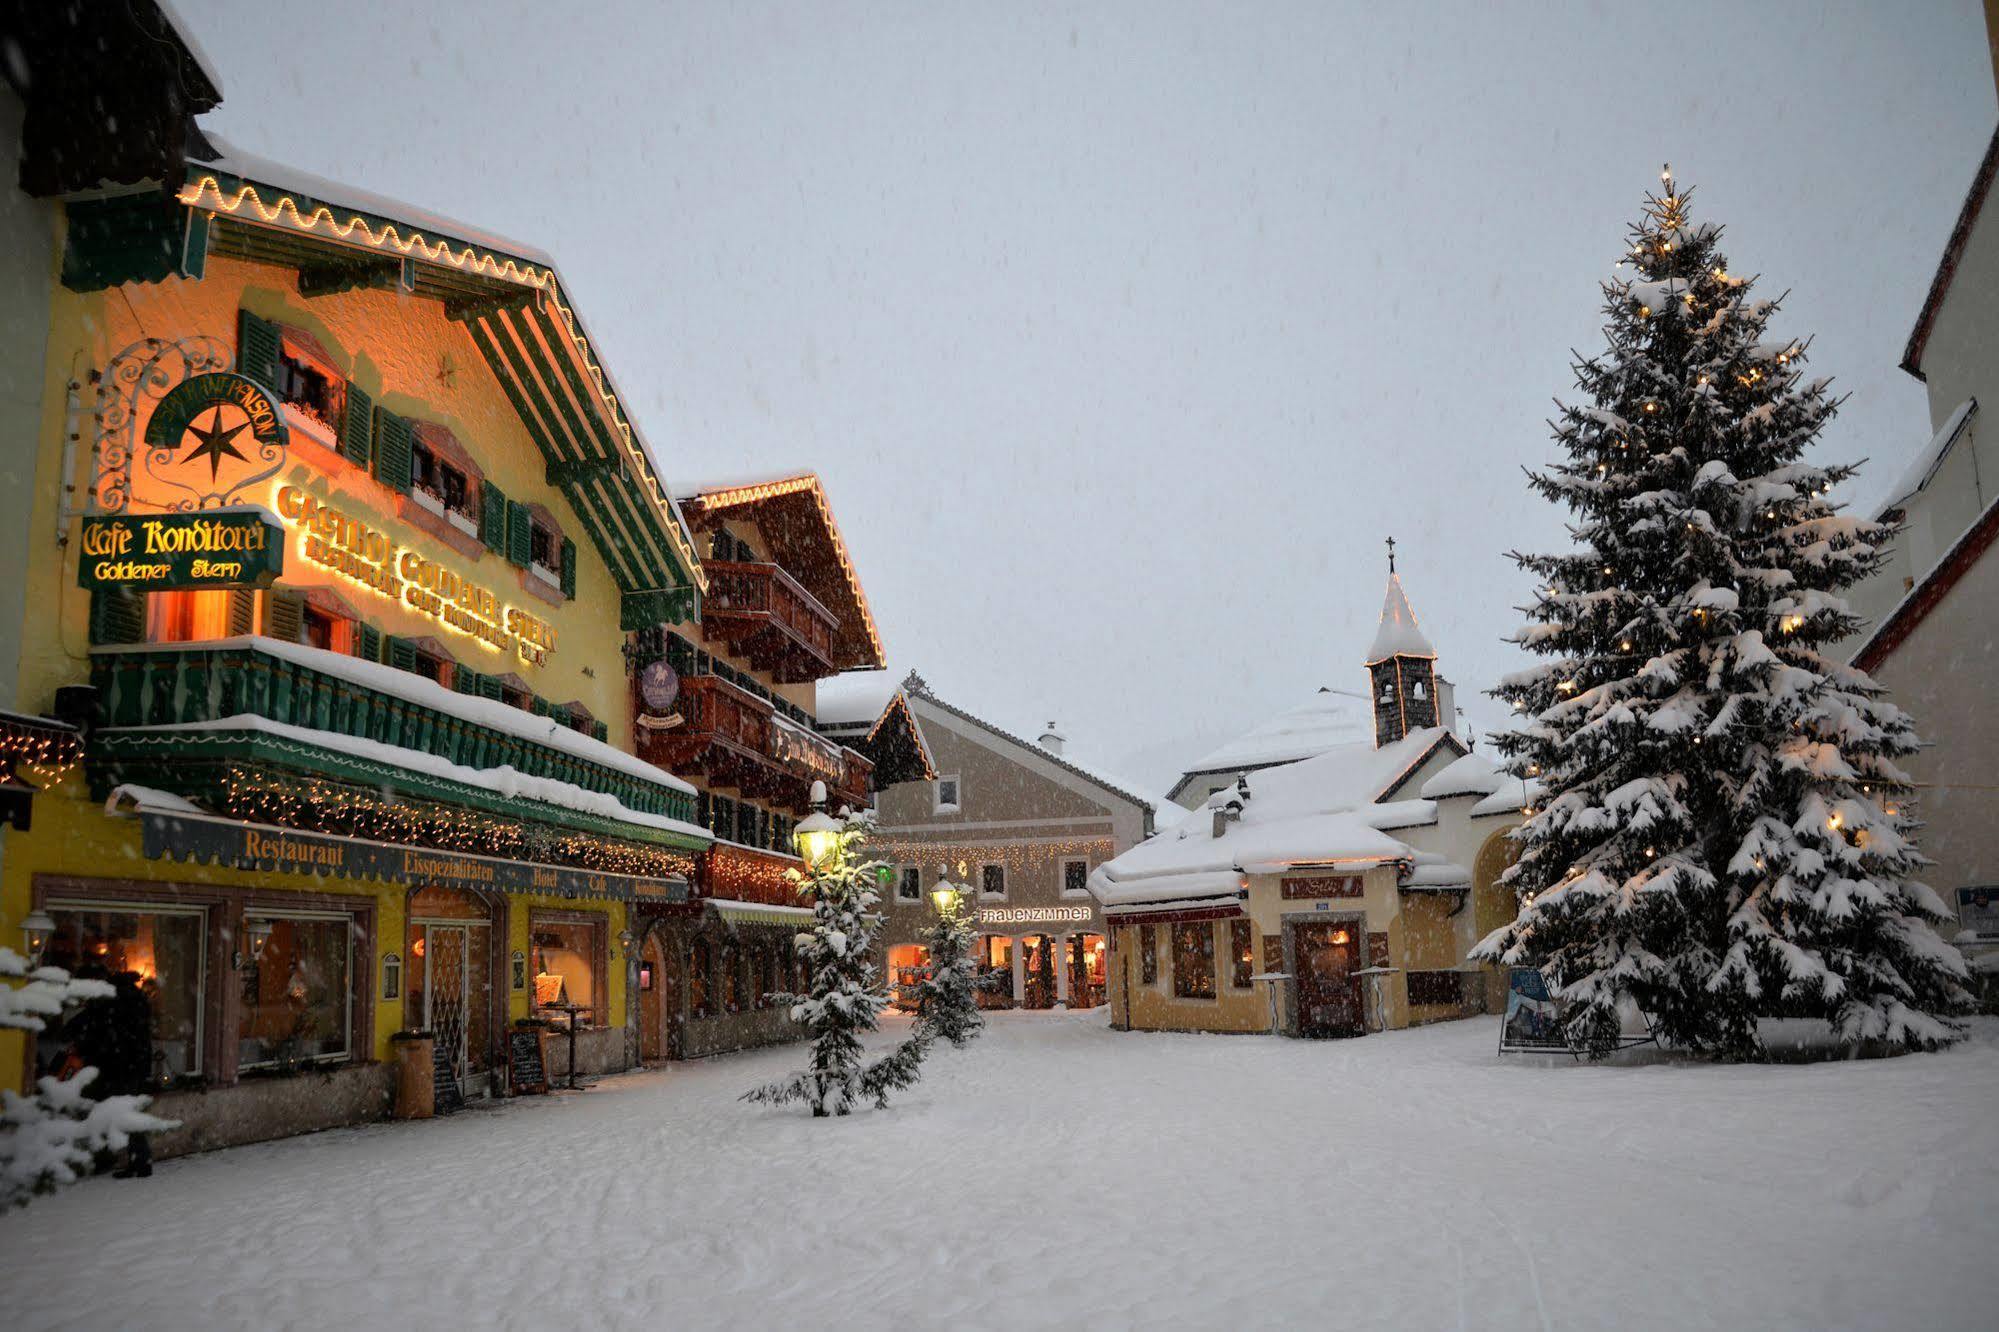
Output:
top-left (1364, 572), bottom-right (1436, 665)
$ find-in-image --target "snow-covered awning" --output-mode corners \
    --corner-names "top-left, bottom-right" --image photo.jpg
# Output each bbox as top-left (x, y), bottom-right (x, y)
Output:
top-left (707, 899), bottom-right (815, 929)
top-left (1100, 894), bottom-right (1246, 927)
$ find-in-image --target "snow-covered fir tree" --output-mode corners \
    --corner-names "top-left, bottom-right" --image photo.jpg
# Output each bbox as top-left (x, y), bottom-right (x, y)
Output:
top-left (1474, 169), bottom-right (1971, 1059)
top-left (2, 948), bottom-right (175, 1208)
top-left (745, 791), bottom-right (909, 1116)
top-left (909, 871), bottom-right (982, 1048)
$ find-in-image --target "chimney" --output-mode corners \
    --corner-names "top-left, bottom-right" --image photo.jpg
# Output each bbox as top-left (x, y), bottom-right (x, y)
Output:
top-left (1038, 721), bottom-right (1065, 756)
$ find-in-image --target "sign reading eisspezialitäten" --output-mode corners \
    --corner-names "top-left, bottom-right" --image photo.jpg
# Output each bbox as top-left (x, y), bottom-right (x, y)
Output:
top-left (78, 509), bottom-right (284, 591)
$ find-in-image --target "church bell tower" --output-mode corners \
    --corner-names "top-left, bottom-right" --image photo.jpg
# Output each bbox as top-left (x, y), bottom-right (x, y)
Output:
top-left (1365, 539), bottom-right (1440, 748)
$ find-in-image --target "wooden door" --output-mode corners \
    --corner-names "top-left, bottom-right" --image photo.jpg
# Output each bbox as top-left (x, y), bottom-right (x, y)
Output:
top-left (1293, 922), bottom-right (1363, 1037)
top-left (639, 935), bottom-right (665, 1061)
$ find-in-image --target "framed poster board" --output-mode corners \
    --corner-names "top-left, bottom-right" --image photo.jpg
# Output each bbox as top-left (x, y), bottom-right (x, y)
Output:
top-left (1498, 966), bottom-right (1569, 1054)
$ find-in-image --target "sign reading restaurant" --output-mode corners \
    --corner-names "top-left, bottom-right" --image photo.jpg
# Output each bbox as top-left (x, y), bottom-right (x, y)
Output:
top-left (140, 808), bottom-right (689, 903)
top-left (77, 509), bottom-right (284, 590)
top-left (274, 485), bottom-right (558, 667)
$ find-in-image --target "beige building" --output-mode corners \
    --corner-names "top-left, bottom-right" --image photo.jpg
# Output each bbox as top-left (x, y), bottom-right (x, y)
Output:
top-left (1092, 572), bottom-right (1524, 1037)
top-left (820, 673), bottom-right (1157, 1010)
top-left (1842, 124), bottom-right (1999, 970)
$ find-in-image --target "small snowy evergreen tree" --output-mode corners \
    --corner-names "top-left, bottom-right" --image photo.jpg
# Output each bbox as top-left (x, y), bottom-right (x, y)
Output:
top-left (1474, 169), bottom-right (1970, 1059)
top-left (909, 872), bottom-right (982, 1048)
top-left (745, 803), bottom-right (908, 1116)
top-left (2, 948), bottom-right (175, 1208)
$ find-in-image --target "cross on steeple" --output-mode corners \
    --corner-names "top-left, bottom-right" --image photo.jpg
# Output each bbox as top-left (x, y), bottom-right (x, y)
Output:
top-left (1385, 535), bottom-right (1397, 574)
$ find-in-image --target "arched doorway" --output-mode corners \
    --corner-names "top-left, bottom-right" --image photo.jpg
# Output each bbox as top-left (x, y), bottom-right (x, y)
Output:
top-left (1067, 933), bottom-right (1107, 1008)
top-left (1020, 934), bottom-right (1057, 1009)
top-left (886, 944), bottom-right (932, 1011)
top-left (1469, 828), bottom-right (1523, 1012)
top-left (407, 886), bottom-right (501, 1096)
top-left (638, 931), bottom-right (667, 1061)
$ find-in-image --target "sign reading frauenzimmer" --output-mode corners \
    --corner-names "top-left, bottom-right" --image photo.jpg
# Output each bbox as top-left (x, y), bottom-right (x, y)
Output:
top-left (140, 810), bottom-right (689, 903)
top-left (77, 509), bottom-right (284, 591)
top-left (978, 904), bottom-right (1093, 926)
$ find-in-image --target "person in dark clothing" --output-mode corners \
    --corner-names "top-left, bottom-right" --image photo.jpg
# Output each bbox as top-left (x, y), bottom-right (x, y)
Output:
top-left (64, 968), bottom-right (158, 1178)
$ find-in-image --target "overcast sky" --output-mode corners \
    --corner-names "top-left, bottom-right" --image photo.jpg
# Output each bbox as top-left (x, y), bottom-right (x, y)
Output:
top-left (180, 0), bottom-right (1996, 789)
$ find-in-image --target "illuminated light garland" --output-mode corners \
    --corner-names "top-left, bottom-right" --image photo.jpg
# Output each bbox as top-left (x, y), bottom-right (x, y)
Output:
top-left (177, 174), bottom-right (707, 595)
top-left (682, 474), bottom-right (887, 665)
top-left (219, 766), bottom-right (699, 881)
top-left (0, 713), bottom-right (84, 790)
top-left (873, 837), bottom-right (1117, 875)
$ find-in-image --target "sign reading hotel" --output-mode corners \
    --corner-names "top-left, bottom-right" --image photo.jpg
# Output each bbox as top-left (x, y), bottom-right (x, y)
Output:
top-left (77, 510), bottom-right (284, 591)
top-left (979, 904), bottom-right (1093, 926)
top-left (275, 485), bottom-right (557, 667)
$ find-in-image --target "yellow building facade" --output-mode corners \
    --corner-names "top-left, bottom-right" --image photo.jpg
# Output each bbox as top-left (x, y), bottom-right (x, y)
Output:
top-left (2, 141), bottom-right (710, 1155)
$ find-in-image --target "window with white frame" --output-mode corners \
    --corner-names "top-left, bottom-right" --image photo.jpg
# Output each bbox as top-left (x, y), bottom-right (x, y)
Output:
top-left (934, 774), bottom-right (961, 813)
top-left (1062, 858), bottom-right (1090, 897)
top-left (980, 862), bottom-right (1006, 898)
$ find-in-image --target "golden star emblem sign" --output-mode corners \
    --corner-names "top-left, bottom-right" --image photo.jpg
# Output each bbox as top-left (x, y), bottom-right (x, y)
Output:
top-left (179, 404), bottom-right (252, 480)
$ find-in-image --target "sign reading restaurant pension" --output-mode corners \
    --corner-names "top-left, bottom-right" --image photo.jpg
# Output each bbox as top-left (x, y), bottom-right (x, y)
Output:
top-left (274, 485), bottom-right (558, 667)
top-left (139, 809), bottom-right (690, 903)
top-left (77, 510), bottom-right (284, 591)
top-left (979, 904), bottom-right (1093, 926)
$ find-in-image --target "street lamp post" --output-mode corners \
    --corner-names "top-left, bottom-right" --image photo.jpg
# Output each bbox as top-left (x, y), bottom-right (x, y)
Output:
top-left (791, 779), bottom-right (843, 870)
top-left (20, 909), bottom-right (55, 966)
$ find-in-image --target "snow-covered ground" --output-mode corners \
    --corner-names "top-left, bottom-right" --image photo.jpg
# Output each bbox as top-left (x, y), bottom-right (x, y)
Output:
top-left (6, 1012), bottom-right (1997, 1330)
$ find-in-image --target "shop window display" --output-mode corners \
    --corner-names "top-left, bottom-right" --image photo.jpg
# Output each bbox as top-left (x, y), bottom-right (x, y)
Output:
top-left (239, 914), bottom-right (352, 1068)
top-left (532, 916), bottom-right (605, 1027)
top-left (40, 905), bottom-right (205, 1082)
top-left (1172, 921), bottom-right (1216, 1000)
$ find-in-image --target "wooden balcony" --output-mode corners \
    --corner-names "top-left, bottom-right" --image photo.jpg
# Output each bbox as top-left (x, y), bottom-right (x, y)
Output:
top-left (703, 841), bottom-right (807, 907)
top-left (89, 641), bottom-right (697, 824)
top-left (700, 561), bottom-right (840, 683)
top-left (636, 673), bottom-right (872, 815)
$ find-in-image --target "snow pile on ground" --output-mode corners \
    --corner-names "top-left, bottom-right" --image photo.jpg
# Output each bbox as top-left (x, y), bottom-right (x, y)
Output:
top-left (3, 1014), bottom-right (1995, 1329)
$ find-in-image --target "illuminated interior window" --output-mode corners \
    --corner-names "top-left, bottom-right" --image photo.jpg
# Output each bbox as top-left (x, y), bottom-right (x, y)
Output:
top-left (147, 589), bottom-right (235, 644)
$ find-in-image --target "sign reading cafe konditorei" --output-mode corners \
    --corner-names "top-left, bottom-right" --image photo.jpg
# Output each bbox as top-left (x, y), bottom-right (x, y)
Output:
top-left (139, 809), bottom-right (690, 903)
top-left (77, 509), bottom-right (285, 591)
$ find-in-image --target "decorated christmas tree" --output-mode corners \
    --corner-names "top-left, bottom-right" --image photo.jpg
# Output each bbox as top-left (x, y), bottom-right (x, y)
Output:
top-left (1474, 169), bottom-right (1971, 1059)
top-left (745, 787), bottom-right (912, 1116)
top-left (909, 871), bottom-right (983, 1048)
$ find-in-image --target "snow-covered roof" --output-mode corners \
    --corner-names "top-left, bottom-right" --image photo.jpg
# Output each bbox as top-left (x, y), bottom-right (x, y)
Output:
top-left (898, 678), bottom-right (1157, 815)
top-left (1874, 399), bottom-right (1977, 520)
top-left (192, 135), bottom-right (552, 268)
top-left (1365, 572), bottom-right (1438, 663)
top-left (1418, 751), bottom-right (1508, 801)
top-left (1090, 727), bottom-right (1463, 907)
top-left (1401, 853), bottom-right (1472, 890)
top-left (1471, 776), bottom-right (1543, 819)
top-left (814, 671), bottom-right (906, 730)
top-left (1176, 688), bottom-right (1375, 783)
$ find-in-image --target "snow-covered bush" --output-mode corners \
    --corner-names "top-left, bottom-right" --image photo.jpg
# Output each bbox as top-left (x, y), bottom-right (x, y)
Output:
top-left (2, 947), bottom-right (176, 1209)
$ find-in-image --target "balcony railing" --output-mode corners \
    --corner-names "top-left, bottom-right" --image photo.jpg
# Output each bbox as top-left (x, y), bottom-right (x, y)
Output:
top-left (701, 560), bottom-right (840, 682)
top-left (704, 841), bottom-right (807, 906)
top-left (638, 673), bottom-right (872, 815)
top-left (90, 640), bottom-right (695, 822)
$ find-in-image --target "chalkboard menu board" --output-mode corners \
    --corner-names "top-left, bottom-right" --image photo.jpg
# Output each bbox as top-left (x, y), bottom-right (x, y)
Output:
top-left (431, 1041), bottom-right (465, 1115)
top-left (507, 1028), bottom-right (548, 1096)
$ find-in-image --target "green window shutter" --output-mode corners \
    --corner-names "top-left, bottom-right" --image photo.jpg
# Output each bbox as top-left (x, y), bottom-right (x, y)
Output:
top-left (340, 381), bottom-right (374, 469)
top-left (480, 481), bottom-right (508, 554)
top-left (371, 406), bottom-right (413, 493)
top-left (264, 589), bottom-right (305, 644)
top-left (559, 536), bottom-right (577, 599)
top-left (356, 623), bottom-right (382, 663)
top-left (479, 675), bottom-right (505, 702)
top-left (88, 586), bottom-right (148, 645)
top-left (547, 703), bottom-right (569, 729)
top-left (454, 666), bottom-right (481, 696)
top-left (226, 589), bottom-right (257, 637)
top-left (590, 719), bottom-right (608, 743)
top-left (530, 695), bottom-right (549, 717)
top-left (237, 309), bottom-right (281, 389)
top-left (385, 636), bottom-right (418, 674)
top-left (506, 501), bottom-right (532, 567)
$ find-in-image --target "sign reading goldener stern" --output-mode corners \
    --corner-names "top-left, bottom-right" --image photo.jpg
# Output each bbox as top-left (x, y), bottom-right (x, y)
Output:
top-left (78, 509), bottom-right (284, 591)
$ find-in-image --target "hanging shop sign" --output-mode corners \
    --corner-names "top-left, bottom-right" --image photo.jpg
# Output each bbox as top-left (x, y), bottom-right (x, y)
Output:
top-left (770, 713), bottom-right (846, 783)
top-left (274, 485), bottom-right (558, 666)
top-left (77, 509), bottom-right (285, 591)
top-left (138, 809), bottom-right (689, 903)
top-left (639, 659), bottom-right (680, 711)
top-left (142, 371), bottom-right (290, 508)
top-left (979, 904), bottom-right (1093, 926)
